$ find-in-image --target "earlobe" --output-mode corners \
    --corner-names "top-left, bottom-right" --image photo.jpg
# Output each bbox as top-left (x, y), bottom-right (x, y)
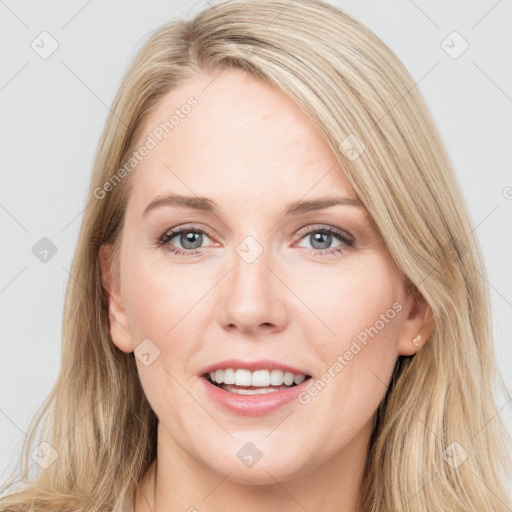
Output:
top-left (397, 288), bottom-right (434, 356)
top-left (99, 243), bottom-right (134, 353)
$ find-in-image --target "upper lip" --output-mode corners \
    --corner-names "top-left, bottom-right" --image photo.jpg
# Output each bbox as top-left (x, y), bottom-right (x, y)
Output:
top-left (199, 359), bottom-right (311, 377)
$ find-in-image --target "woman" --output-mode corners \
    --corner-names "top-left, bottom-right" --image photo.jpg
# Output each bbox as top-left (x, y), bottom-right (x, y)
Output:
top-left (1, 0), bottom-right (510, 511)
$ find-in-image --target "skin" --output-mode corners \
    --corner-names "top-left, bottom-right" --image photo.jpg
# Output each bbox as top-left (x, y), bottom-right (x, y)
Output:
top-left (100, 68), bottom-right (432, 512)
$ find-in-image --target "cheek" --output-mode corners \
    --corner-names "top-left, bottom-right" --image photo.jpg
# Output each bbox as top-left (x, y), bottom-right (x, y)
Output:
top-left (120, 250), bottom-right (201, 413)
top-left (301, 264), bottom-right (403, 399)
top-left (121, 247), bottom-right (192, 336)
top-left (120, 247), bottom-right (209, 384)
top-left (294, 259), bottom-right (403, 341)
top-left (295, 260), bottom-right (403, 396)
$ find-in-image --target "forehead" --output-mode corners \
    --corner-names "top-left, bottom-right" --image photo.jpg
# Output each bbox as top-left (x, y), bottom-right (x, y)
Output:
top-left (127, 68), bottom-right (357, 213)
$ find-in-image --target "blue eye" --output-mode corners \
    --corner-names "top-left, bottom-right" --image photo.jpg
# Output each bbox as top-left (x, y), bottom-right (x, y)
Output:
top-left (157, 224), bottom-right (354, 257)
top-left (294, 225), bottom-right (354, 257)
top-left (158, 225), bottom-right (211, 256)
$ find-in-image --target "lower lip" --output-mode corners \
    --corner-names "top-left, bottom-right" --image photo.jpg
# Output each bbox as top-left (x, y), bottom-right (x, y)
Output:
top-left (200, 376), bottom-right (312, 416)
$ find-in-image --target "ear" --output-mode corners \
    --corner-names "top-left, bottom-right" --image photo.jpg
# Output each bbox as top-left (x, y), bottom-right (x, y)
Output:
top-left (397, 287), bottom-right (435, 356)
top-left (99, 243), bottom-right (134, 353)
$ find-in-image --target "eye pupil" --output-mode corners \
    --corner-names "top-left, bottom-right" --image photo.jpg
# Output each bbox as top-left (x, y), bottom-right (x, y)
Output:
top-left (311, 231), bottom-right (331, 250)
top-left (182, 231), bottom-right (202, 249)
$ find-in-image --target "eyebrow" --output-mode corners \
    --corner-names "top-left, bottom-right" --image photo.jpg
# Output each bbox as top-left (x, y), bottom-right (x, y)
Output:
top-left (143, 193), bottom-right (363, 217)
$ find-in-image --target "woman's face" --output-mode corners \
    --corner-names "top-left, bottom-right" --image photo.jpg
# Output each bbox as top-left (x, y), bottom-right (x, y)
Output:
top-left (101, 68), bottom-right (427, 486)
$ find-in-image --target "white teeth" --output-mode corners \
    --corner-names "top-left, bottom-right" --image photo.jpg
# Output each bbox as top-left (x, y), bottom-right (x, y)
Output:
top-left (252, 370), bottom-right (270, 387)
top-left (223, 368), bottom-right (235, 384)
top-left (236, 369), bottom-right (252, 386)
top-left (208, 368), bottom-right (308, 387)
top-left (270, 369), bottom-right (285, 386)
top-left (294, 374), bottom-right (306, 385)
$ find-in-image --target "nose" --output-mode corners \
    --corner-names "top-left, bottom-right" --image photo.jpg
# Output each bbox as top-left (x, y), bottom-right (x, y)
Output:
top-left (217, 242), bottom-right (289, 335)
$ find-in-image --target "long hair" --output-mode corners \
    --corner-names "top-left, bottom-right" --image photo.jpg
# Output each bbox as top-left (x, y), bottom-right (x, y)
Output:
top-left (1, 1), bottom-right (510, 510)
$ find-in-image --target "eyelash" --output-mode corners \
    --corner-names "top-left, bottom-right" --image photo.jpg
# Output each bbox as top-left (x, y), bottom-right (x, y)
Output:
top-left (156, 223), bottom-right (355, 258)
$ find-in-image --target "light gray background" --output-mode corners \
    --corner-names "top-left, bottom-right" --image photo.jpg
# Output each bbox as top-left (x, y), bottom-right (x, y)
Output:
top-left (1, 0), bottom-right (511, 494)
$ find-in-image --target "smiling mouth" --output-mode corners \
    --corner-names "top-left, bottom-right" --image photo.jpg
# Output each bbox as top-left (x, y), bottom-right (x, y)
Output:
top-left (203, 373), bottom-right (312, 393)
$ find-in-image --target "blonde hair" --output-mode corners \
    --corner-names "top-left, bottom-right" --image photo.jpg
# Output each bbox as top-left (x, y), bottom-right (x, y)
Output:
top-left (1, 0), bottom-right (510, 510)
